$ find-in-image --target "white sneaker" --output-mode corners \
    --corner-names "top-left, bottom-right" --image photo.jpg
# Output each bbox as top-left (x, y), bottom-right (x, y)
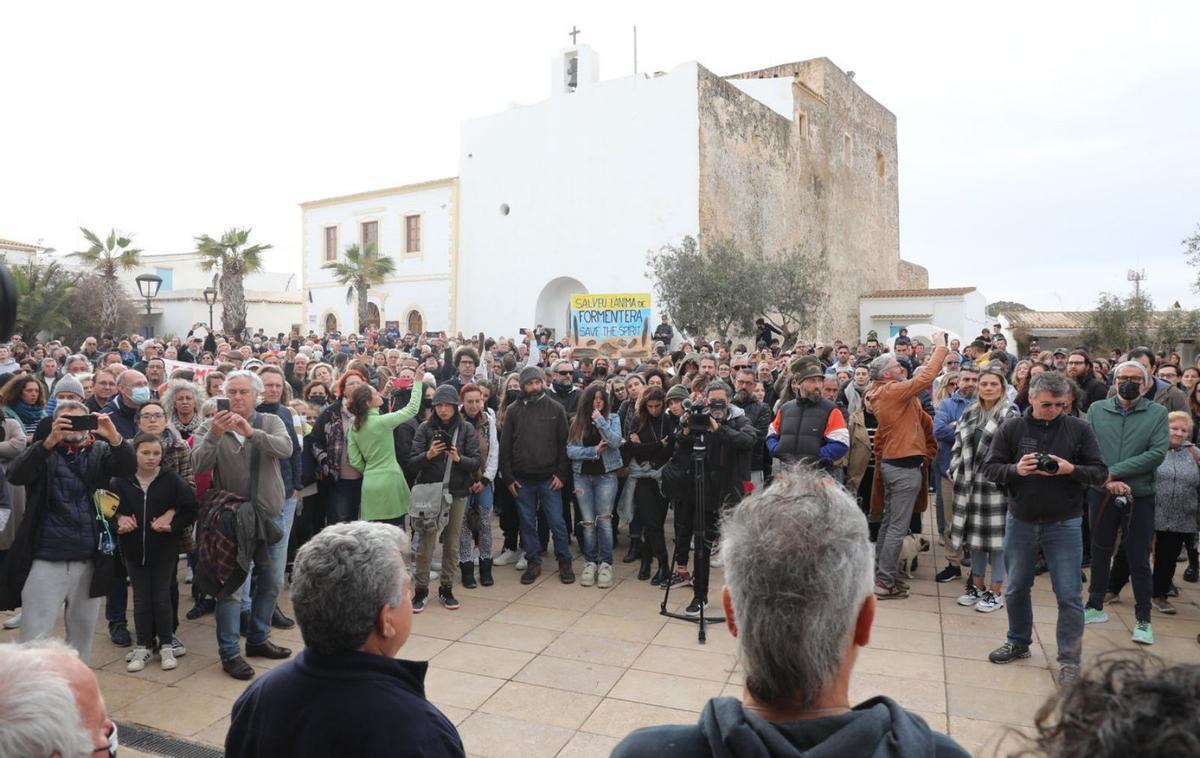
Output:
top-left (580, 562), bottom-right (597, 587)
top-left (597, 563), bottom-right (614, 589)
top-left (430, 569), bottom-right (440, 582)
top-left (2, 612), bottom-right (21, 629)
top-left (494, 548), bottom-right (520, 566)
top-left (709, 546), bottom-right (723, 568)
top-left (956, 584), bottom-right (981, 606)
top-left (126, 646), bottom-right (152, 673)
top-left (185, 566), bottom-right (194, 584)
top-left (974, 590), bottom-right (1003, 613)
top-left (515, 556), bottom-right (528, 571)
top-left (432, 558), bottom-right (443, 572)
top-left (160, 645), bottom-right (177, 671)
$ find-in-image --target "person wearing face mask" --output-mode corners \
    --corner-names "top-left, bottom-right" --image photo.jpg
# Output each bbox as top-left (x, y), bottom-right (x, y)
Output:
top-left (456, 384), bottom-right (499, 589)
top-left (1084, 360), bottom-right (1169, 645)
top-left (492, 373), bottom-right (532, 568)
top-left (0, 403), bottom-right (133, 663)
top-left (309, 370), bottom-right (369, 524)
top-left (105, 369), bottom-right (152, 440)
top-left (31, 374), bottom-right (87, 444)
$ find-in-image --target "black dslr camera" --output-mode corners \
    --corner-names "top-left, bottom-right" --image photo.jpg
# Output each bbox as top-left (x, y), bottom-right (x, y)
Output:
top-left (1033, 452), bottom-right (1059, 474)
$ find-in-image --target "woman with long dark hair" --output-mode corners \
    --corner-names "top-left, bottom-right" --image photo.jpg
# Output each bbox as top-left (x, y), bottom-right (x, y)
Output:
top-left (624, 386), bottom-right (676, 585)
top-left (309, 370), bottom-right (369, 523)
top-left (345, 379), bottom-right (423, 525)
top-left (2, 376), bottom-right (46, 440)
top-left (565, 382), bottom-right (624, 588)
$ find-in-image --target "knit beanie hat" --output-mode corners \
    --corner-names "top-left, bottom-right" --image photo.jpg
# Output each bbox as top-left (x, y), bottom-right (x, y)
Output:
top-left (519, 365), bottom-right (545, 386)
top-left (432, 384), bottom-right (460, 407)
top-left (52, 374), bottom-right (85, 398)
top-left (665, 384), bottom-right (691, 402)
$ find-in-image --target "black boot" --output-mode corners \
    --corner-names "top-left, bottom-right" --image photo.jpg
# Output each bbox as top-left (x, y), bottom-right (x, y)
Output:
top-left (623, 537), bottom-right (642, 564)
top-left (637, 544), bottom-right (653, 581)
top-left (1186, 540), bottom-right (1199, 583)
top-left (460, 561), bottom-right (477, 589)
top-left (650, 555), bottom-right (672, 586)
top-left (479, 558), bottom-right (494, 587)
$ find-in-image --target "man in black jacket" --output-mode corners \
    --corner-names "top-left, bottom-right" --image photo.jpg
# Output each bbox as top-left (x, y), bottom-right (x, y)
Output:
top-left (499, 365), bottom-right (572, 585)
top-left (226, 522), bottom-right (464, 758)
top-left (983, 371), bottom-right (1107, 684)
top-left (663, 381), bottom-right (757, 617)
top-left (0, 403), bottom-right (133, 663)
top-left (547, 359), bottom-right (581, 417)
top-left (1065, 349), bottom-right (1108, 413)
top-left (733, 368), bottom-right (772, 490)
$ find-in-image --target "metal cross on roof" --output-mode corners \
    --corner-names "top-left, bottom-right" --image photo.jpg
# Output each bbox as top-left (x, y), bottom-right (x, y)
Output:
top-left (569, 25), bottom-right (581, 44)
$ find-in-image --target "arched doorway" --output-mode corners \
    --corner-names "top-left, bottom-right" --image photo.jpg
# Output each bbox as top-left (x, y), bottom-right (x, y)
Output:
top-left (365, 302), bottom-right (381, 329)
top-left (324, 313), bottom-right (338, 335)
top-left (534, 276), bottom-right (587, 341)
top-left (407, 309), bottom-right (424, 335)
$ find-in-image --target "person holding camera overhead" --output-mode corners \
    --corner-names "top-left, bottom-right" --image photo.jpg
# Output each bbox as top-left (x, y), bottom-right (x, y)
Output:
top-left (344, 379), bottom-right (424, 527)
top-left (983, 371), bottom-right (1107, 685)
top-left (405, 384), bottom-right (480, 613)
top-left (1083, 360), bottom-right (1169, 645)
top-left (661, 380), bottom-right (757, 618)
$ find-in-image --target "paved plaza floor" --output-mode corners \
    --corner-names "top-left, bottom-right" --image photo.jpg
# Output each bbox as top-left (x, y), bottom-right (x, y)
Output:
top-left (4, 519), bottom-right (1199, 757)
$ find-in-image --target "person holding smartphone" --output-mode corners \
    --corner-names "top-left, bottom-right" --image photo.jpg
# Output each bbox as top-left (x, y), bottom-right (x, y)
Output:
top-left (0, 403), bottom-right (133, 663)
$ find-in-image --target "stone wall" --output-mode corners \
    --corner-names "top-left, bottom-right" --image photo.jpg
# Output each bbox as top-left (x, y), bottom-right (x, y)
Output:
top-left (698, 58), bottom-right (903, 340)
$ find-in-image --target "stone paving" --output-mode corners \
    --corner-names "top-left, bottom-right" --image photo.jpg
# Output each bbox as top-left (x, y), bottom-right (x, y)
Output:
top-left (4, 520), bottom-right (1199, 757)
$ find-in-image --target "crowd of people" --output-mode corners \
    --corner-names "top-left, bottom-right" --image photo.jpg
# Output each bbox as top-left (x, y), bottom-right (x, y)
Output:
top-left (0, 317), bottom-right (1198, 756)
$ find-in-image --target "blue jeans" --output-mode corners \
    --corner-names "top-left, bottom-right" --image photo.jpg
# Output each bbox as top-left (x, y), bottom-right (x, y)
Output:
top-left (219, 497), bottom-right (296, 660)
top-left (971, 549), bottom-right (1006, 585)
top-left (574, 472), bottom-right (616, 565)
top-left (331, 478), bottom-right (362, 523)
top-left (1003, 512), bottom-right (1083, 665)
top-left (515, 477), bottom-right (571, 564)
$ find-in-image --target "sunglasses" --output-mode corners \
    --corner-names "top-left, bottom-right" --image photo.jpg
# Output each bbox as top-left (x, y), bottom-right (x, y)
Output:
top-left (555, 371), bottom-right (573, 376)
top-left (1038, 401), bottom-right (1066, 409)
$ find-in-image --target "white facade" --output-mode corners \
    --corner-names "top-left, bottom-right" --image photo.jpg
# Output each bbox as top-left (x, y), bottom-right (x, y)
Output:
top-left (456, 47), bottom-right (700, 339)
top-left (300, 179), bottom-right (456, 336)
top-left (0, 238), bottom-right (48, 266)
top-left (858, 288), bottom-right (989, 343)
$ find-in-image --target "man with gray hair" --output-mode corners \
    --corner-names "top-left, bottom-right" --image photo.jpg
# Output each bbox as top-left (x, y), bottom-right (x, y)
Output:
top-left (225, 522), bottom-right (464, 757)
top-left (613, 468), bottom-right (968, 757)
top-left (983, 370), bottom-right (1107, 684)
top-left (1084, 359), bottom-right (1168, 645)
top-left (0, 639), bottom-right (118, 757)
top-left (192, 369), bottom-right (294, 680)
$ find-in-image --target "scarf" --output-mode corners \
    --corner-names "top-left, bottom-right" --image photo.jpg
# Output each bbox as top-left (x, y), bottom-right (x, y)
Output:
top-left (12, 401), bottom-right (43, 427)
top-left (173, 414), bottom-right (201, 439)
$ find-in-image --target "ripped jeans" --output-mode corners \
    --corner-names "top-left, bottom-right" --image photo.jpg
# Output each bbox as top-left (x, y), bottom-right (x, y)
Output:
top-left (575, 472), bottom-right (617, 565)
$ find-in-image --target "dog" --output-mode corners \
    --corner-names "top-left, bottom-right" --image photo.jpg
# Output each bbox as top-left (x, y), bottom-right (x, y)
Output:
top-left (898, 534), bottom-right (932, 579)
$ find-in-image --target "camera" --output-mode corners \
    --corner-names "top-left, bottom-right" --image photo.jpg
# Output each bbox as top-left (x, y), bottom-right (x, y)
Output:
top-left (1033, 452), bottom-right (1059, 474)
top-left (683, 399), bottom-right (713, 432)
top-left (1113, 495), bottom-right (1130, 509)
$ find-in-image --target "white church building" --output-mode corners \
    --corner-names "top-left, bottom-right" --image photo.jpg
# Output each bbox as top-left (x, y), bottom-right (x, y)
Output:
top-left (302, 44), bottom-right (919, 339)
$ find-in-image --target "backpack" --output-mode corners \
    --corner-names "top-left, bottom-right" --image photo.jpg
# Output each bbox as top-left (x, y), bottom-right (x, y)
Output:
top-left (194, 415), bottom-right (262, 597)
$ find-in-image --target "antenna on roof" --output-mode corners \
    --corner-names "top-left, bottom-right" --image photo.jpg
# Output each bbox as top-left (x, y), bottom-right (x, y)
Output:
top-left (1126, 269), bottom-right (1146, 299)
top-left (633, 26), bottom-right (638, 75)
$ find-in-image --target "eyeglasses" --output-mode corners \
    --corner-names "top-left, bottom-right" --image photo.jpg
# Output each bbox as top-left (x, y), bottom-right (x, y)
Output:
top-left (1038, 401), bottom-right (1066, 409)
top-left (555, 371), bottom-right (573, 376)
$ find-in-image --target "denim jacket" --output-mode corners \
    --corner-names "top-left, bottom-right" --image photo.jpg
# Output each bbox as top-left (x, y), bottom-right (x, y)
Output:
top-left (566, 413), bottom-right (624, 475)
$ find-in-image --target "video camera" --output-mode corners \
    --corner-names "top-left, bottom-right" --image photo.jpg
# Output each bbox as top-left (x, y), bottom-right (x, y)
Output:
top-left (682, 398), bottom-right (727, 433)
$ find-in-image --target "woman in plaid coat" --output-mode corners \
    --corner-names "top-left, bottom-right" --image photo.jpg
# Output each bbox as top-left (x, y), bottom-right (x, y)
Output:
top-left (948, 367), bottom-right (1018, 613)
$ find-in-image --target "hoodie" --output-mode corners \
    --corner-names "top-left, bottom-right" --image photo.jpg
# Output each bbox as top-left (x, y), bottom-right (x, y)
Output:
top-left (611, 695), bottom-right (969, 758)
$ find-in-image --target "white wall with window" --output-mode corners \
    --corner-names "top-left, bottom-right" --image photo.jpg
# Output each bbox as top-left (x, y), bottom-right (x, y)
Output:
top-left (300, 179), bottom-right (455, 335)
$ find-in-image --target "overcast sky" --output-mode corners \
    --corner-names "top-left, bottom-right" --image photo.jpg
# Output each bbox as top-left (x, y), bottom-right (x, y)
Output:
top-left (3, 1), bottom-right (1198, 312)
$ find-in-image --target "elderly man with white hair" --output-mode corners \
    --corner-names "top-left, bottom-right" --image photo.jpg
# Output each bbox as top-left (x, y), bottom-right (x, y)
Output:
top-left (612, 467), bottom-right (969, 757)
top-left (192, 369), bottom-right (294, 680)
top-left (0, 639), bottom-right (118, 757)
top-left (225, 521), bottom-right (464, 757)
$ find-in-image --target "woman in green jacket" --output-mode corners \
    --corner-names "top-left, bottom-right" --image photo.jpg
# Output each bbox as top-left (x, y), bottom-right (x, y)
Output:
top-left (346, 380), bottom-right (423, 525)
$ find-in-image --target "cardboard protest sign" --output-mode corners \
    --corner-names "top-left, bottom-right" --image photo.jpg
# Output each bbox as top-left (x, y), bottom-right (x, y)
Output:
top-left (567, 293), bottom-right (652, 359)
top-left (163, 358), bottom-right (216, 384)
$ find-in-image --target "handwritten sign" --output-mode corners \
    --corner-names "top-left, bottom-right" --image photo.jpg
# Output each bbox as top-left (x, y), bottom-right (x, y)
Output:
top-left (163, 358), bottom-right (216, 384)
top-left (568, 293), bottom-right (652, 359)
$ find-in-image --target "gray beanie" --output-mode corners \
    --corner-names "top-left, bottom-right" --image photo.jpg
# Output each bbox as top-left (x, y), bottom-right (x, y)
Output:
top-left (53, 374), bottom-right (85, 399)
top-left (519, 365), bottom-right (545, 386)
top-left (432, 384), bottom-right (461, 407)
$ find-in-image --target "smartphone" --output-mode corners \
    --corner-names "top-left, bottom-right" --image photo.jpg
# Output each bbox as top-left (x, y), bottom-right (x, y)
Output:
top-left (390, 377), bottom-right (413, 390)
top-left (433, 430), bottom-right (451, 446)
top-left (216, 398), bottom-right (230, 412)
top-left (68, 415), bottom-right (98, 431)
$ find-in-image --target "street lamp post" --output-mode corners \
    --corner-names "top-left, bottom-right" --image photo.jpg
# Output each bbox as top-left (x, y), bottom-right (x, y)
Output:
top-left (203, 286), bottom-right (218, 331)
top-left (134, 274), bottom-right (163, 339)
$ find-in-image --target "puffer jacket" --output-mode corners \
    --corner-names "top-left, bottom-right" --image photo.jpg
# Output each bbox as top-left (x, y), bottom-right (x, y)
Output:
top-left (1154, 443), bottom-right (1200, 533)
top-left (0, 438), bottom-right (136, 610)
top-left (409, 413), bottom-right (482, 497)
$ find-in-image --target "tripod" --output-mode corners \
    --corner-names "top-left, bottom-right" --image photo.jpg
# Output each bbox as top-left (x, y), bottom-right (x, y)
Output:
top-left (660, 427), bottom-right (725, 643)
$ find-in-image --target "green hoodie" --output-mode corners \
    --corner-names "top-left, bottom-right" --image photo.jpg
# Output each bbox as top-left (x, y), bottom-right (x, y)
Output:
top-left (1085, 395), bottom-right (1169, 496)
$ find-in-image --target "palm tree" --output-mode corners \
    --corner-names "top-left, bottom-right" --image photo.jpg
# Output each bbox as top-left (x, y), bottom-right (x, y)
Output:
top-left (194, 228), bottom-right (272, 337)
top-left (71, 227), bottom-right (143, 335)
top-left (13, 260), bottom-right (80, 341)
top-left (322, 243), bottom-right (396, 331)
